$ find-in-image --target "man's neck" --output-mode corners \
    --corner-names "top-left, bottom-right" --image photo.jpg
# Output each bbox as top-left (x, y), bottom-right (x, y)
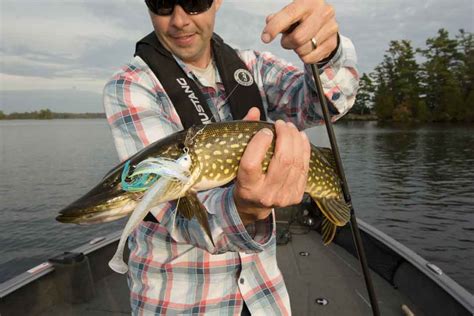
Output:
top-left (186, 59), bottom-right (210, 69)
top-left (184, 41), bottom-right (213, 68)
top-left (185, 52), bottom-right (212, 69)
top-left (186, 59), bottom-right (217, 90)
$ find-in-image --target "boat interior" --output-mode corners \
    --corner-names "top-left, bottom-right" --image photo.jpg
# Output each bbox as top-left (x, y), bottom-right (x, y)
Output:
top-left (1, 201), bottom-right (473, 315)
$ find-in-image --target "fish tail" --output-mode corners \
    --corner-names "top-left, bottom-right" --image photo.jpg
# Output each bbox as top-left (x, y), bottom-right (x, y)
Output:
top-left (109, 249), bottom-right (129, 274)
top-left (309, 194), bottom-right (351, 245)
top-left (321, 217), bottom-right (337, 245)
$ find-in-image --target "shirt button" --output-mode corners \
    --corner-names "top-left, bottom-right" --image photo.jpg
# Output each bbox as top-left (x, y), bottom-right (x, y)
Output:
top-left (240, 278), bottom-right (245, 285)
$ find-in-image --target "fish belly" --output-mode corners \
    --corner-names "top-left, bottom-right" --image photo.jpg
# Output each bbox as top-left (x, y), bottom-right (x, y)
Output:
top-left (192, 177), bottom-right (236, 191)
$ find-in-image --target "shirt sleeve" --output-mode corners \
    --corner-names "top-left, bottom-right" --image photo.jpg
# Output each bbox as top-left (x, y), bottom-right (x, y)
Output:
top-left (150, 186), bottom-right (274, 254)
top-left (251, 34), bottom-right (359, 129)
top-left (103, 60), bottom-right (182, 162)
top-left (103, 59), bottom-right (274, 254)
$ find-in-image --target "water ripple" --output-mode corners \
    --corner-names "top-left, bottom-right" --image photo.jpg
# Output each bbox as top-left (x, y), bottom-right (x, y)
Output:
top-left (2, 120), bottom-right (474, 293)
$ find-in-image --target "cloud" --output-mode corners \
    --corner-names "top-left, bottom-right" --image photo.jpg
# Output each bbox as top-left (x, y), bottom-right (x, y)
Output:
top-left (0, 0), bottom-right (473, 112)
top-left (0, 89), bottom-right (103, 113)
top-left (331, 0), bottom-right (474, 72)
top-left (0, 0), bottom-right (149, 91)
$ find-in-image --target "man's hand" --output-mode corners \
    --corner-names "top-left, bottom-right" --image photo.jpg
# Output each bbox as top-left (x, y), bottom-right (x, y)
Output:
top-left (234, 108), bottom-right (311, 225)
top-left (261, 0), bottom-right (338, 64)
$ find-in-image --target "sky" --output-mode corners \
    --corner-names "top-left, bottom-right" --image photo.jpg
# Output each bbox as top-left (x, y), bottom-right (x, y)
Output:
top-left (0, 0), bottom-right (473, 113)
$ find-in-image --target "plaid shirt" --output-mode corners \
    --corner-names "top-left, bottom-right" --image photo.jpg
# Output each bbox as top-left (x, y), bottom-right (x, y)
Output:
top-left (103, 35), bottom-right (358, 316)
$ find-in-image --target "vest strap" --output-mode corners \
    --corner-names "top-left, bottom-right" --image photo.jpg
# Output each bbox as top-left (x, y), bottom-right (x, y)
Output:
top-left (135, 32), bottom-right (266, 129)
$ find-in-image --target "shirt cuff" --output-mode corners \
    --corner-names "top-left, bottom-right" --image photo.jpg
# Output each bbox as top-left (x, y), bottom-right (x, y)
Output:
top-left (304, 33), bottom-right (343, 75)
top-left (216, 186), bottom-right (274, 253)
top-left (303, 34), bottom-right (356, 117)
top-left (317, 33), bottom-right (342, 69)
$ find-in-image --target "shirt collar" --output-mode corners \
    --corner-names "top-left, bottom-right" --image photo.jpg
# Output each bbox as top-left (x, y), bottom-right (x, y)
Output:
top-left (172, 54), bottom-right (222, 85)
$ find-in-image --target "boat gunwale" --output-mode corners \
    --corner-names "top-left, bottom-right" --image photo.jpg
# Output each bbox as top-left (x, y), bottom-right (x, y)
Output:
top-left (0, 230), bottom-right (121, 298)
top-left (352, 219), bottom-right (474, 312)
top-left (1, 220), bottom-right (472, 314)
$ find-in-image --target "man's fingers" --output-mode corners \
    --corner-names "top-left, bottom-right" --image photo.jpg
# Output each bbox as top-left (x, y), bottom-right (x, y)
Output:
top-left (294, 131), bottom-right (311, 200)
top-left (278, 123), bottom-right (306, 205)
top-left (299, 34), bottom-right (338, 64)
top-left (269, 1), bottom-right (339, 65)
top-left (242, 107), bottom-right (261, 121)
top-left (264, 120), bottom-right (294, 194)
top-left (291, 23), bottom-right (338, 61)
top-left (236, 121), bottom-right (311, 210)
top-left (261, 3), bottom-right (306, 43)
top-left (313, 21), bottom-right (339, 50)
top-left (280, 14), bottom-right (319, 50)
top-left (280, 5), bottom-right (336, 52)
top-left (301, 131), bottom-right (311, 174)
top-left (238, 127), bottom-right (274, 183)
top-left (265, 13), bottom-right (276, 24)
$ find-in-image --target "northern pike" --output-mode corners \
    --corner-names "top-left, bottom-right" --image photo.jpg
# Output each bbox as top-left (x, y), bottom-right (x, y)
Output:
top-left (57, 121), bottom-right (351, 273)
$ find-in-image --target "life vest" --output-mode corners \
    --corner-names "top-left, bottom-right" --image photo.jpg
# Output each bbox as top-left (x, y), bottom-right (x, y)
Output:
top-left (135, 32), bottom-right (266, 223)
top-left (135, 31), bottom-right (266, 129)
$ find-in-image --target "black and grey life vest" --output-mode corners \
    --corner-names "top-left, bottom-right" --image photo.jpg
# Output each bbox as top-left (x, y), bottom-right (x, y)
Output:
top-left (135, 32), bottom-right (266, 128)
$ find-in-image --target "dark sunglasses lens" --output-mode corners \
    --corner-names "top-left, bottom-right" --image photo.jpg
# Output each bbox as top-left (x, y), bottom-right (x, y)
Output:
top-left (146, 0), bottom-right (173, 15)
top-left (181, 0), bottom-right (213, 14)
top-left (154, 0), bottom-right (174, 15)
top-left (146, 0), bottom-right (213, 15)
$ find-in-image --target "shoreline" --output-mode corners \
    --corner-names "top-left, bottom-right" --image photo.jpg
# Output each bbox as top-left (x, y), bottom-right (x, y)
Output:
top-left (341, 113), bottom-right (378, 121)
top-left (1, 112), bottom-right (473, 124)
top-left (0, 113), bottom-right (106, 120)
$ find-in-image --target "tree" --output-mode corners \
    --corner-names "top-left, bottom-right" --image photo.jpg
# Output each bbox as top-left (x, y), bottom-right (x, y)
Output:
top-left (373, 81), bottom-right (395, 120)
top-left (455, 29), bottom-right (474, 121)
top-left (372, 40), bottom-right (422, 121)
top-left (352, 73), bottom-right (373, 115)
top-left (38, 108), bottom-right (53, 119)
top-left (389, 40), bottom-right (421, 107)
top-left (419, 29), bottom-right (464, 121)
top-left (464, 89), bottom-right (474, 122)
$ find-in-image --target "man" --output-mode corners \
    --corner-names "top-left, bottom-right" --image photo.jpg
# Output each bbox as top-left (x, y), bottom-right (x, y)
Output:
top-left (103, 0), bottom-right (358, 314)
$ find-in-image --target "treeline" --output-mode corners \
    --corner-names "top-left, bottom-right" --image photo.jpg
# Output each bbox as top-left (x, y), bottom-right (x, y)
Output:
top-left (0, 109), bottom-right (105, 120)
top-left (352, 29), bottom-right (473, 122)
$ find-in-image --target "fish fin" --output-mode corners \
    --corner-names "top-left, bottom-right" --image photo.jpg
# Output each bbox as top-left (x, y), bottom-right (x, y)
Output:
top-left (177, 192), bottom-right (214, 246)
top-left (317, 147), bottom-right (337, 170)
top-left (321, 217), bottom-right (337, 245)
top-left (314, 197), bottom-right (351, 226)
top-left (176, 197), bottom-right (193, 220)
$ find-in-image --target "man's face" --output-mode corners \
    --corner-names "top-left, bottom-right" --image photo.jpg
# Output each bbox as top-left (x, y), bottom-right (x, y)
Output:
top-left (149, 0), bottom-right (222, 67)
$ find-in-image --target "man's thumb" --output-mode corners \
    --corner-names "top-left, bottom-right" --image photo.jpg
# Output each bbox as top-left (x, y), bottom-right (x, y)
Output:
top-left (242, 107), bottom-right (261, 121)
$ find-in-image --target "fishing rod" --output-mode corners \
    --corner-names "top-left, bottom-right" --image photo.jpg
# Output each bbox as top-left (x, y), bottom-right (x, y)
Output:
top-left (308, 39), bottom-right (381, 316)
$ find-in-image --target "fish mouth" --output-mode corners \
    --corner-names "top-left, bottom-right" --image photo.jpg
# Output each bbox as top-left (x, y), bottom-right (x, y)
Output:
top-left (56, 182), bottom-right (140, 225)
top-left (56, 199), bottom-right (137, 225)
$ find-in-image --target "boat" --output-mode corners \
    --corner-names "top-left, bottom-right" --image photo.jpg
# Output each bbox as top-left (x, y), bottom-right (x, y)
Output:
top-left (1, 200), bottom-right (473, 316)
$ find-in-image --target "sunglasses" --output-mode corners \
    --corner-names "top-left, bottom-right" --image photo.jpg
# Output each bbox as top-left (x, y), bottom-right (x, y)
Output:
top-left (145, 0), bottom-right (214, 16)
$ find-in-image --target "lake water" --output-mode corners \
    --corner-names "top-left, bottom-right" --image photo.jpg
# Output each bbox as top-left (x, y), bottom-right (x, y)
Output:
top-left (0, 119), bottom-right (473, 293)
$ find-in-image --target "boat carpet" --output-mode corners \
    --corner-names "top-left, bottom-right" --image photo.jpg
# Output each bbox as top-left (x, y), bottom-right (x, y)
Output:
top-left (277, 228), bottom-right (424, 315)
top-left (36, 228), bottom-right (424, 315)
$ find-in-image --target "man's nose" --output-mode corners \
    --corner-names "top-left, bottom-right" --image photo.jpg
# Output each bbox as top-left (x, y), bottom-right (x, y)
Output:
top-left (170, 5), bottom-right (191, 28)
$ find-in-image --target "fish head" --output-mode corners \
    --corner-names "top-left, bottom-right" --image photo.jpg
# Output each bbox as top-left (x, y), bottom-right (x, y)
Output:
top-left (56, 174), bottom-right (142, 224)
top-left (56, 129), bottom-right (191, 224)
